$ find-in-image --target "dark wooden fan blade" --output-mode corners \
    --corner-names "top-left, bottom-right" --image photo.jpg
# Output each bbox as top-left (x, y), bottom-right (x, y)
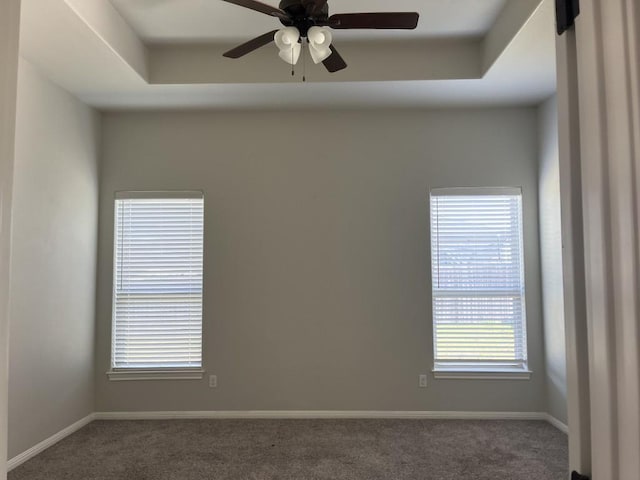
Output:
top-left (223, 30), bottom-right (279, 58)
top-left (323, 45), bottom-right (347, 73)
top-left (329, 12), bottom-right (419, 30)
top-left (222, 0), bottom-right (288, 19)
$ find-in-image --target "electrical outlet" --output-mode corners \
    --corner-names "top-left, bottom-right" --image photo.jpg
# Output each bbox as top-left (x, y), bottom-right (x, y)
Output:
top-left (419, 374), bottom-right (428, 388)
top-left (209, 375), bottom-right (217, 388)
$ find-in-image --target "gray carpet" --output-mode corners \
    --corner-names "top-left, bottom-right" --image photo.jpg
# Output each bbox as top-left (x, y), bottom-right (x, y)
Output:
top-left (9, 419), bottom-right (568, 480)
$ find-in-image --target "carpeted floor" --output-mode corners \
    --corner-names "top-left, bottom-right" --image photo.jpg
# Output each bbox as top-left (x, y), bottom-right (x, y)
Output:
top-left (9, 419), bottom-right (568, 480)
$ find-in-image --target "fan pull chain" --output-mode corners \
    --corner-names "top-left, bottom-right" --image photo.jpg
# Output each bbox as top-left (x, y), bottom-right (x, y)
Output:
top-left (302, 38), bottom-right (307, 82)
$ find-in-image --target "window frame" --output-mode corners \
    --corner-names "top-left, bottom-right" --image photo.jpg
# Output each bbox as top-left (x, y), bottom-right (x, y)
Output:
top-left (107, 191), bottom-right (205, 381)
top-left (429, 187), bottom-right (531, 380)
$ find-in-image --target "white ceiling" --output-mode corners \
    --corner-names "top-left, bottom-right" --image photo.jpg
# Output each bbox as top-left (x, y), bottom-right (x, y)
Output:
top-left (109, 0), bottom-right (508, 42)
top-left (18, 0), bottom-right (556, 110)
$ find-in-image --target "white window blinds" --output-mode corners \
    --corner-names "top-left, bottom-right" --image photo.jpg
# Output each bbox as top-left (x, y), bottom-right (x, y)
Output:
top-left (430, 188), bottom-right (527, 371)
top-left (112, 193), bottom-right (204, 370)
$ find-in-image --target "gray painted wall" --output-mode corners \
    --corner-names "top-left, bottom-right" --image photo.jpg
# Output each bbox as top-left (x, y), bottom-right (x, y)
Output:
top-left (0, 1), bottom-right (21, 475)
top-left (8, 60), bottom-right (100, 458)
top-left (538, 95), bottom-right (568, 423)
top-left (96, 108), bottom-right (546, 413)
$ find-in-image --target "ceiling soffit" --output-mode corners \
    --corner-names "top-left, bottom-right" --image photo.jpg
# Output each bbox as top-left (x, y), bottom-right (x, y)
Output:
top-left (18, 0), bottom-right (554, 109)
top-left (58, 0), bottom-right (543, 84)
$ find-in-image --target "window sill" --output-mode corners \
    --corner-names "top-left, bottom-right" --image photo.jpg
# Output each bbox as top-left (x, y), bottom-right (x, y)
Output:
top-left (107, 369), bottom-right (205, 381)
top-left (432, 369), bottom-right (532, 380)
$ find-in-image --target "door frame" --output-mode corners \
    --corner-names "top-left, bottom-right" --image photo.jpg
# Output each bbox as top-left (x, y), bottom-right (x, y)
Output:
top-left (557, 0), bottom-right (640, 477)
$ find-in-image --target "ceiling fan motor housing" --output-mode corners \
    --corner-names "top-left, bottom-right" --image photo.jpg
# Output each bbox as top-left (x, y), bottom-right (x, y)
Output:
top-left (278, 0), bottom-right (329, 36)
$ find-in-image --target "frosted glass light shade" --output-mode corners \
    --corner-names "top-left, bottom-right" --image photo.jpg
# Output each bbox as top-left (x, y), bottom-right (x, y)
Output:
top-left (278, 43), bottom-right (301, 65)
top-left (307, 26), bottom-right (332, 64)
top-left (275, 27), bottom-right (301, 65)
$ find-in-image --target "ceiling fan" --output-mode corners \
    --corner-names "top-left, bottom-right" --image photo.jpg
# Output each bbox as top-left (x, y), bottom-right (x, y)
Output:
top-left (222, 0), bottom-right (420, 73)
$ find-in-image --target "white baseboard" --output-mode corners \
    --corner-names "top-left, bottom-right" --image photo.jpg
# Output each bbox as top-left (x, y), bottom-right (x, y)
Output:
top-left (8, 413), bottom-right (96, 471)
top-left (94, 410), bottom-right (549, 421)
top-left (544, 413), bottom-right (569, 434)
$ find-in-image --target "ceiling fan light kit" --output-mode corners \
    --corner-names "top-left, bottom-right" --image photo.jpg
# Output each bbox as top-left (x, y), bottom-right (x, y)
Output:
top-left (222, 0), bottom-right (419, 73)
top-left (274, 26), bottom-right (331, 66)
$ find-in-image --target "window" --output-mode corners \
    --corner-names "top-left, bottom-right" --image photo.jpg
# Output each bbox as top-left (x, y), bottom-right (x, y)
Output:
top-left (430, 188), bottom-right (529, 378)
top-left (109, 192), bottom-right (204, 379)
